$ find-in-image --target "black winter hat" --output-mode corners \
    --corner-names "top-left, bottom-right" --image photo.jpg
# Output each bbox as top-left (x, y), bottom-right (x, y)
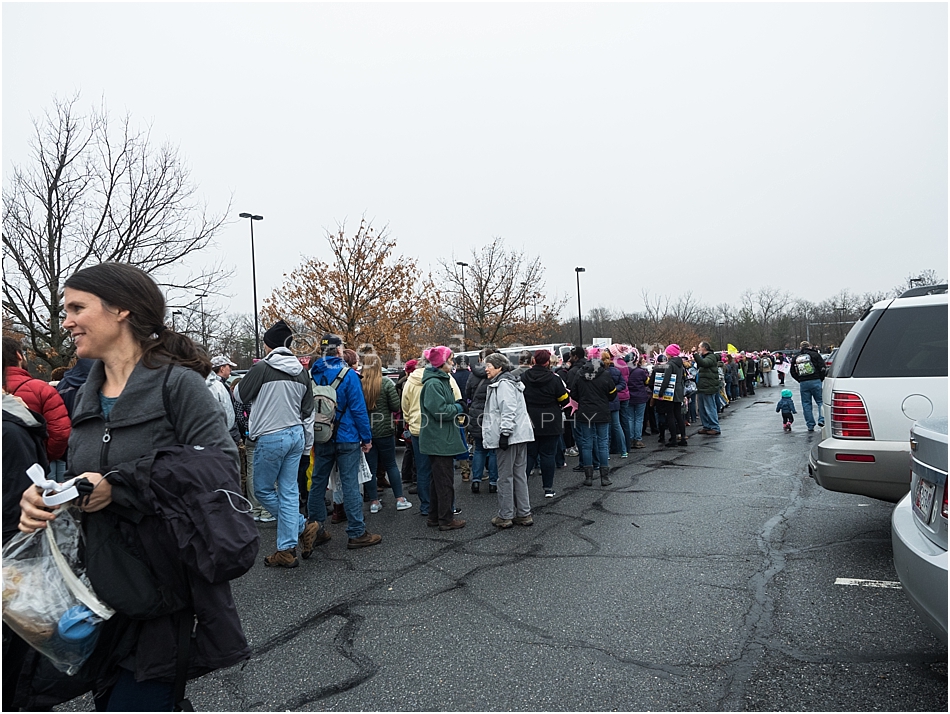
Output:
top-left (263, 320), bottom-right (293, 349)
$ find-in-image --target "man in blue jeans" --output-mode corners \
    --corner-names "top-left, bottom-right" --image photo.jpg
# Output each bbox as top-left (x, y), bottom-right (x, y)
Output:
top-left (301, 334), bottom-right (382, 554)
top-left (789, 340), bottom-right (827, 432)
top-left (233, 320), bottom-right (315, 568)
top-left (692, 342), bottom-right (721, 436)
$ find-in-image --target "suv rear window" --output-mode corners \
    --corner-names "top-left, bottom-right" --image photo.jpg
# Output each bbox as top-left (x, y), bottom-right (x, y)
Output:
top-left (852, 304), bottom-right (948, 378)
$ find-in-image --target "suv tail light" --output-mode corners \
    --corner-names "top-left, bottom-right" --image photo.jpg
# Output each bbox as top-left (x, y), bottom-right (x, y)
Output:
top-left (831, 392), bottom-right (874, 439)
top-left (942, 481), bottom-right (948, 520)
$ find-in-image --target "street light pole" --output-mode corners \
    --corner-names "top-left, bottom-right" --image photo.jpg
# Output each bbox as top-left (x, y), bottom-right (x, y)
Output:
top-left (195, 293), bottom-right (209, 349)
top-left (520, 281), bottom-right (528, 321)
top-left (171, 310), bottom-right (182, 332)
top-left (456, 261), bottom-right (469, 350)
top-left (575, 267), bottom-right (586, 348)
top-left (239, 212), bottom-right (264, 359)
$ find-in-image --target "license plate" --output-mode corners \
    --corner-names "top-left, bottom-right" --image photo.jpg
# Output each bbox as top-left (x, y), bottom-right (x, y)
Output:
top-left (912, 479), bottom-right (935, 523)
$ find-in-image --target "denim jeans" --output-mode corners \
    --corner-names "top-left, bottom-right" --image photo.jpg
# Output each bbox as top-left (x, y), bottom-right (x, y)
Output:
top-left (253, 425), bottom-right (306, 552)
top-left (687, 396), bottom-right (698, 424)
top-left (800, 379), bottom-right (824, 430)
top-left (576, 421), bottom-right (610, 468)
top-left (527, 434), bottom-right (558, 490)
top-left (630, 402), bottom-right (646, 441)
top-left (309, 441), bottom-right (367, 539)
top-left (619, 400), bottom-right (634, 447)
top-left (99, 667), bottom-right (175, 711)
top-left (471, 436), bottom-right (497, 484)
top-left (608, 409), bottom-right (626, 454)
top-left (410, 435), bottom-right (432, 515)
top-left (555, 434), bottom-right (566, 468)
top-left (364, 434), bottom-right (404, 500)
top-left (697, 393), bottom-right (720, 433)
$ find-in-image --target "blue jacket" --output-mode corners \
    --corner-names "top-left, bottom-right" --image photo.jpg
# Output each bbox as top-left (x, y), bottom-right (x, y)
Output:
top-left (310, 356), bottom-right (373, 444)
top-left (776, 397), bottom-right (797, 414)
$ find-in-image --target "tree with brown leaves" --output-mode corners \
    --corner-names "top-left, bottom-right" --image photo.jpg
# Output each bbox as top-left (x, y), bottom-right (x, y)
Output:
top-left (261, 219), bottom-right (440, 364)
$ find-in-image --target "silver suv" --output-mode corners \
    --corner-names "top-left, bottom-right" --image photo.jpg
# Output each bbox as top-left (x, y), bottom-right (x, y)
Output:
top-left (892, 417), bottom-right (948, 645)
top-left (808, 284), bottom-right (948, 502)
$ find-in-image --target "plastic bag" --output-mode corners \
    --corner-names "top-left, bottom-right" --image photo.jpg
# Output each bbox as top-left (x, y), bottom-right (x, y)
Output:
top-left (2, 507), bottom-right (114, 675)
top-left (358, 454), bottom-right (373, 484)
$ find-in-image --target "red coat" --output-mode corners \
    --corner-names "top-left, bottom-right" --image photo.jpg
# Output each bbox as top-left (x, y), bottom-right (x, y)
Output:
top-left (3, 366), bottom-right (70, 460)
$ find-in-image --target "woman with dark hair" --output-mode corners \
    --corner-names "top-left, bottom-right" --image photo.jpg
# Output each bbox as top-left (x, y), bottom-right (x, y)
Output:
top-left (17, 262), bottom-right (247, 711)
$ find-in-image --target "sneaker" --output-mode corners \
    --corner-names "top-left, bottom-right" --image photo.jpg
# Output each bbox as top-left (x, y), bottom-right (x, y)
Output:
top-left (572, 464), bottom-right (585, 472)
top-left (488, 483), bottom-right (498, 494)
top-left (512, 515), bottom-right (534, 527)
top-left (565, 447), bottom-right (579, 457)
top-left (453, 507), bottom-right (462, 515)
top-left (461, 473), bottom-right (471, 482)
top-left (544, 489), bottom-right (556, 498)
top-left (264, 549), bottom-right (299, 568)
top-left (253, 514), bottom-right (262, 522)
top-left (471, 481), bottom-right (480, 494)
top-left (633, 441), bottom-right (645, 449)
top-left (370, 501), bottom-right (382, 514)
top-left (818, 421), bottom-right (825, 428)
top-left (259, 514), bottom-right (277, 523)
top-left (491, 516), bottom-right (513, 529)
top-left (439, 519), bottom-right (466, 531)
top-left (395, 499), bottom-right (413, 511)
top-left (621, 452), bottom-right (629, 458)
top-left (347, 531), bottom-right (382, 549)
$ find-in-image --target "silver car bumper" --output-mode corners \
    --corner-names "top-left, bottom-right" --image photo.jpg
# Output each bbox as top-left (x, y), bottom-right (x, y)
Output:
top-left (808, 436), bottom-right (911, 502)
top-left (892, 493), bottom-right (948, 645)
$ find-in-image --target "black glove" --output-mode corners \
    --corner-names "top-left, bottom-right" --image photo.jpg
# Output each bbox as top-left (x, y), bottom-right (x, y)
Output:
top-left (499, 434), bottom-right (509, 450)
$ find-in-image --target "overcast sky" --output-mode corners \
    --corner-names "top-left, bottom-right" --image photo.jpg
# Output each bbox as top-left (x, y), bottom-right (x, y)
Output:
top-left (3, 2), bottom-right (947, 321)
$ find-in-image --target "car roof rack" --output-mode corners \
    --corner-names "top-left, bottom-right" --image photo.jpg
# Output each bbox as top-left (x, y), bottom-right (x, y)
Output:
top-left (899, 284), bottom-right (948, 298)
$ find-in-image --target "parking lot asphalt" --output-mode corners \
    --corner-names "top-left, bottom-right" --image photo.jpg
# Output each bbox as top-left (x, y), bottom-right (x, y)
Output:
top-left (58, 390), bottom-right (947, 711)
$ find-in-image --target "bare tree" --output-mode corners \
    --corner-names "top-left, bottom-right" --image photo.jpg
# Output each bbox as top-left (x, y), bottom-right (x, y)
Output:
top-left (2, 94), bottom-right (230, 369)
top-left (438, 237), bottom-right (565, 350)
top-left (891, 269), bottom-right (945, 297)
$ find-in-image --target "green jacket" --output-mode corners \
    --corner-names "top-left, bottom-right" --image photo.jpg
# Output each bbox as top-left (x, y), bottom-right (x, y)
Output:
top-left (419, 367), bottom-right (464, 456)
top-left (367, 376), bottom-right (401, 439)
top-left (693, 351), bottom-right (721, 395)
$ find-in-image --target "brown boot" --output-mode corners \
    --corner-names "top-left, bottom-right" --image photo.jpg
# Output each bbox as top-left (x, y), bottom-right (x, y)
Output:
top-left (299, 521), bottom-right (331, 559)
top-left (330, 503), bottom-right (347, 524)
top-left (264, 548), bottom-right (299, 568)
top-left (347, 531), bottom-right (382, 549)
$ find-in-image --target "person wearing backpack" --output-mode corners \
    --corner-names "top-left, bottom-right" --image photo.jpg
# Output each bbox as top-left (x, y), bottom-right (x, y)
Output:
top-left (759, 351), bottom-right (775, 388)
top-left (17, 262), bottom-right (248, 712)
top-left (301, 334), bottom-right (381, 554)
top-left (233, 320), bottom-right (315, 568)
top-left (789, 340), bottom-right (827, 432)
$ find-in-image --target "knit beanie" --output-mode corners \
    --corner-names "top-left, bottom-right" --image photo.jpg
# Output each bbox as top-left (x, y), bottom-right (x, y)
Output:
top-left (533, 349), bottom-right (551, 366)
top-left (586, 346), bottom-right (602, 361)
top-left (263, 320), bottom-right (293, 349)
top-left (665, 344), bottom-right (682, 358)
top-left (781, 389), bottom-right (793, 398)
top-left (405, 359), bottom-right (418, 373)
top-left (426, 346), bottom-right (452, 368)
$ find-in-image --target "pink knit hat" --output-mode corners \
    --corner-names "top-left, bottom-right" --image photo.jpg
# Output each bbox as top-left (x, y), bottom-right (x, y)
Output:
top-left (608, 344), bottom-right (629, 359)
top-left (426, 346), bottom-right (452, 368)
top-left (664, 344), bottom-right (682, 358)
top-left (587, 346), bottom-right (603, 361)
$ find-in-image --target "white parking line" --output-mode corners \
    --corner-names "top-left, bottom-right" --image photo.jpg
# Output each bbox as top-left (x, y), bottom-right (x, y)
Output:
top-left (834, 578), bottom-right (902, 589)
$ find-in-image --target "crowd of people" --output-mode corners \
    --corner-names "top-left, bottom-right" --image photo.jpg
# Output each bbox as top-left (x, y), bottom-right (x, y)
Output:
top-left (1, 259), bottom-right (827, 711)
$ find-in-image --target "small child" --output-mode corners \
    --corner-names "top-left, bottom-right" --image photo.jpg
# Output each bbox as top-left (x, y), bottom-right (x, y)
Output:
top-left (776, 388), bottom-right (797, 431)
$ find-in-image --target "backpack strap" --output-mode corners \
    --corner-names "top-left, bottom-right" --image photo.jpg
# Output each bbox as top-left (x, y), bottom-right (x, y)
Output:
top-left (161, 364), bottom-right (182, 442)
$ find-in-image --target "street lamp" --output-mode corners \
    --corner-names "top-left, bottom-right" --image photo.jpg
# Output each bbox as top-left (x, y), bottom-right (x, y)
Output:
top-left (456, 261), bottom-right (469, 350)
top-left (239, 212), bottom-right (264, 359)
top-left (575, 267), bottom-right (586, 348)
top-left (195, 293), bottom-right (208, 349)
top-left (171, 310), bottom-right (182, 332)
top-left (520, 281), bottom-right (528, 321)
